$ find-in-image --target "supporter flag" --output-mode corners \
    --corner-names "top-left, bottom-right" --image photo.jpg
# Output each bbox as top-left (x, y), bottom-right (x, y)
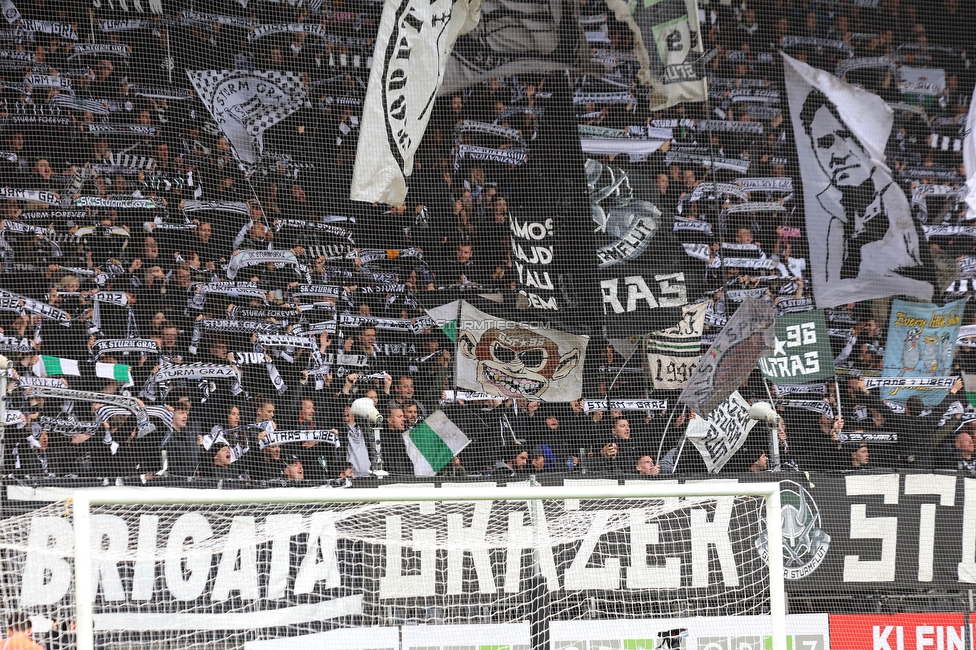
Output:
top-left (881, 297), bottom-right (967, 406)
top-left (404, 409), bottom-right (470, 476)
top-left (603, 0), bottom-right (708, 111)
top-left (590, 156), bottom-right (697, 336)
top-left (350, 0), bottom-right (484, 206)
top-left (684, 391), bottom-right (757, 473)
top-left (963, 81), bottom-right (976, 220)
top-left (439, 0), bottom-right (589, 96)
top-left (758, 310), bottom-right (835, 384)
top-left (32, 356), bottom-right (80, 377)
top-left (187, 70), bottom-right (306, 164)
top-left (783, 53), bottom-right (936, 308)
top-left (679, 298), bottom-right (775, 415)
top-left (424, 300), bottom-right (461, 342)
top-left (95, 362), bottom-right (132, 386)
top-left (963, 372), bottom-right (976, 408)
top-left (510, 74), bottom-right (601, 321)
top-left (456, 301), bottom-right (588, 402)
top-left (644, 302), bottom-right (706, 390)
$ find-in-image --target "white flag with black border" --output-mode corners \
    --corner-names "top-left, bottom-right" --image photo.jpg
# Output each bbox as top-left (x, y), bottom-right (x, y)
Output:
top-left (351, 0), bottom-right (484, 206)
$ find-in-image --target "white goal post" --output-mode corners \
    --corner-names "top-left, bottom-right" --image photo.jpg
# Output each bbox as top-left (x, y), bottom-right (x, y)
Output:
top-left (70, 482), bottom-right (786, 650)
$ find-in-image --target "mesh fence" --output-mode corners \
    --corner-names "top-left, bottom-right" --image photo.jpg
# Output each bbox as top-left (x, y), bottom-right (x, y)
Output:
top-left (0, 494), bottom-right (773, 649)
top-left (0, 0), bottom-right (972, 485)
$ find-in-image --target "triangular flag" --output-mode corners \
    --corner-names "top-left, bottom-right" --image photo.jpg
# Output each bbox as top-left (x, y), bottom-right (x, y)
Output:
top-left (424, 300), bottom-right (460, 343)
top-left (33, 356), bottom-right (80, 377)
top-left (96, 362), bottom-right (132, 386)
top-left (404, 410), bottom-right (470, 477)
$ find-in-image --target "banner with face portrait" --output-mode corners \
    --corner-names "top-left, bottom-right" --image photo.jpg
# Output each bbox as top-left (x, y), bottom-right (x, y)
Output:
top-left (455, 301), bottom-right (588, 402)
top-left (880, 297), bottom-right (967, 406)
top-left (783, 53), bottom-right (935, 309)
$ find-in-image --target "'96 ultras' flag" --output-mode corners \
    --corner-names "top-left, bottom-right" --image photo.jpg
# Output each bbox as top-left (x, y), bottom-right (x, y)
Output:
top-left (351, 0), bottom-right (484, 206)
top-left (758, 310), bottom-right (835, 384)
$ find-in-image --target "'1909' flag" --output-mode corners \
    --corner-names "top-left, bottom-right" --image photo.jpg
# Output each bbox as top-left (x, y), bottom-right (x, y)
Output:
top-left (758, 310), bottom-right (835, 384)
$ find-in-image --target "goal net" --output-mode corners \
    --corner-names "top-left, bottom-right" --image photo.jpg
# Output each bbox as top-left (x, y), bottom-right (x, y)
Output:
top-left (1, 484), bottom-right (784, 650)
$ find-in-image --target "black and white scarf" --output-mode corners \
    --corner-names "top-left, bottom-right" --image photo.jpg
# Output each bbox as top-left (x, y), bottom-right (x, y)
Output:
top-left (225, 249), bottom-right (308, 281)
top-left (89, 338), bottom-right (159, 360)
top-left (258, 428), bottom-right (340, 450)
top-left (141, 363), bottom-right (243, 401)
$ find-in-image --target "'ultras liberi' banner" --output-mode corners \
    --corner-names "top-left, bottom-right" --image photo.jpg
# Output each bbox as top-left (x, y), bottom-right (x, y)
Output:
top-left (758, 310), bottom-right (835, 384)
top-left (783, 53), bottom-right (936, 309)
top-left (455, 301), bottom-right (588, 401)
top-left (351, 0), bottom-right (483, 206)
top-left (881, 297), bottom-right (967, 405)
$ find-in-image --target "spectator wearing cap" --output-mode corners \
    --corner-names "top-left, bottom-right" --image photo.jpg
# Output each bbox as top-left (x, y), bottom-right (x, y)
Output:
top-left (849, 442), bottom-right (870, 469)
top-left (493, 449), bottom-right (529, 475)
top-left (283, 455), bottom-right (305, 481)
top-left (209, 443), bottom-right (246, 481)
top-left (529, 445), bottom-right (555, 472)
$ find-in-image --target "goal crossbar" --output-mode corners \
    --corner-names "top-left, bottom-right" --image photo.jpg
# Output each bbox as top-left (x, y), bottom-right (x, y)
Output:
top-left (71, 483), bottom-right (786, 650)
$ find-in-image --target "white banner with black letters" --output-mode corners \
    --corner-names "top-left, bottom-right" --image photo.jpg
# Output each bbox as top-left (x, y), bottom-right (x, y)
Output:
top-left (351, 0), bottom-right (484, 206)
top-left (684, 391), bottom-right (757, 473)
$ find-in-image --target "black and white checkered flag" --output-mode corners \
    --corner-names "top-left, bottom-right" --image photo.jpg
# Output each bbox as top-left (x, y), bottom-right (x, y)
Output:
top-left (187, 70), bottom-right (307, 164)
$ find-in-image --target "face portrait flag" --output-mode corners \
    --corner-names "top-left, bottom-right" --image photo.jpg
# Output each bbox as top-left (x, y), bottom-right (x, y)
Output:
top-left (783, 52), bottom-right (936, 309)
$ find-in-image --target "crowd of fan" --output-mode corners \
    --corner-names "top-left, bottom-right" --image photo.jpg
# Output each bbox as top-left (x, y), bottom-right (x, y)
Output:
top-left (0, 0), bottom-right (974, 484)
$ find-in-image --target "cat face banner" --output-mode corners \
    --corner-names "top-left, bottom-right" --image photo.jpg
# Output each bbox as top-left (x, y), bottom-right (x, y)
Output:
top-left (455, 301), bottom-right (587, 402)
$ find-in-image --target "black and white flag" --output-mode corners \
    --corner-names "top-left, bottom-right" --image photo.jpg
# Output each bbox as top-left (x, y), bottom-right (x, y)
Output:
top-left (187, 70), bottom-right (307, 165)
top-left (783, 53), bottom-right (935, 308)
top-left (603, 0), bottom-right (708, 111)
top-left (350, 0), bottom-right (483, 206)
top-left (439, 0), bottom-right (588, 96)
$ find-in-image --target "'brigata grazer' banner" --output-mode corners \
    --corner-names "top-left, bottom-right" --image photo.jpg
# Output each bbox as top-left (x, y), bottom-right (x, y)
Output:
top-left (8, 493), bottom-right (769, 631)
top-left (4, 472), bottom-right (976, 628)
